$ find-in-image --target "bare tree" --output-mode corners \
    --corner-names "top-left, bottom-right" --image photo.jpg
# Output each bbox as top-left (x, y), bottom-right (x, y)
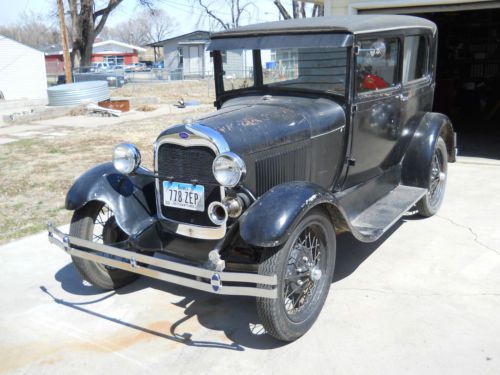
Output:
top-left (274, 0), bottom-right (323, 19)
top-left (66, 0), bottom-right (156, 68)
top-left (0, 11), bottom-right (59, 49)
top-left (195, 0), bottom-right (256, 30)
top-left (100, 9), bottom-right (176, 45)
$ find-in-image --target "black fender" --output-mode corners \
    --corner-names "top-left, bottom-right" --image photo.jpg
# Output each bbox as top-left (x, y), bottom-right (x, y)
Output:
top-left (65, 163), bottom-right (158, 237)
top-left (402, 112), bottom-right (456, 189)
top-left (239, 182), bottom-right (351, 248)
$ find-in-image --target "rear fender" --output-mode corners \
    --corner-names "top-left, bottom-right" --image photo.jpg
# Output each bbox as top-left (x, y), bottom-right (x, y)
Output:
top-left (239, 182), bottom-right (350, 247)
top-left (402, 112), bottom-right (456, 189)
top-left (65, 163), bottom-right (157, 236)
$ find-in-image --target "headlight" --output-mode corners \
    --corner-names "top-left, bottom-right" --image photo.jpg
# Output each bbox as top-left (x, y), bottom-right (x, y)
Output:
top-left (212, 152), bottom-right (246, 187)
top-left (112, 143), bottom-right (141, 174)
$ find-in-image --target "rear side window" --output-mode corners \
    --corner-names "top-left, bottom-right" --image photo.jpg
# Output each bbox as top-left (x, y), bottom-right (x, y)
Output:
top-left (403, 35), bottom-right (429, 83)
top-left (356, 38), bottom-right (400, 95)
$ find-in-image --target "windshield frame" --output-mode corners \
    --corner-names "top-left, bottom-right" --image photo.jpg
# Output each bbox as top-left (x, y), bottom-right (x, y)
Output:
top-left (210, 33), bottom-right (353, 103)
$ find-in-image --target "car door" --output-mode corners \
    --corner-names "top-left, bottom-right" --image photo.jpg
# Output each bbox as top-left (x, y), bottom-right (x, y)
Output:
top-left (343, 36), bottom-right (402, 188)
top-left (395, 34), bottom-right (434, 162)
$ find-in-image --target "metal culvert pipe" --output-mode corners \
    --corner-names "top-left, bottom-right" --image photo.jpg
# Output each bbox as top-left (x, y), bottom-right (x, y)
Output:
top-left (47, 81), bottom-right (110, 106)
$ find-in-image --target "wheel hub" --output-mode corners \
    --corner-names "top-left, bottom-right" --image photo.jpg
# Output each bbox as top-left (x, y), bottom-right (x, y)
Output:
top-left (283, 227), bottom-right (324, 316)
top-left (311, 266), bottom-right (322, 281)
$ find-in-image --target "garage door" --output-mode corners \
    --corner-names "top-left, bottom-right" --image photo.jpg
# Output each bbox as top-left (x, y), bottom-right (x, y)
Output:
top-left (357, 0), bottom-right (500, 14)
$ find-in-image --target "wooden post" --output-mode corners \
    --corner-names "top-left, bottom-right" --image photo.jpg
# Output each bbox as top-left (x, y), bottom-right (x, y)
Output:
top-left (57, 0), bottom-right (72, 84)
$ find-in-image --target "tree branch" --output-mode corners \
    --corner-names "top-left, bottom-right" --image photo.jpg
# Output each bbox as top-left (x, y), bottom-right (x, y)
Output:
top-left (197, 0), bottom-right (230, 30)
top-left (94, 0), bottom-right (122, 35)
top-left (273, 0), bottom-right (291, 19)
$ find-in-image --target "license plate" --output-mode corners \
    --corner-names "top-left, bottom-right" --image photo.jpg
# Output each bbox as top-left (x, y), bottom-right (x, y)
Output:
top-left (162, 181), bottom-right (205, 211)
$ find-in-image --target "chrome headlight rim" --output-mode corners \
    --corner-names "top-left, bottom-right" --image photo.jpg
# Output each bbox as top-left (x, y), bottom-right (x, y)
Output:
top-left (212, 152), bottom-right (246, 187)
top-left (112, 143), bottom-right (141, 175)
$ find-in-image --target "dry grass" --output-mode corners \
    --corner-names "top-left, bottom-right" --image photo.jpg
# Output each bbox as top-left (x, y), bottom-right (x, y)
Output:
top-left (0, 105), bottom-right (214, 244)
top-left (135, 104), bottom-right (158, 112)
top-left (113, 80), bottom-right (215, 105)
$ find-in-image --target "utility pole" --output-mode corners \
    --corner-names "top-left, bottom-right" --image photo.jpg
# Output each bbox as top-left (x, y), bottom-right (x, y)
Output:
top-left (57, 0), bottom-right (72, 84)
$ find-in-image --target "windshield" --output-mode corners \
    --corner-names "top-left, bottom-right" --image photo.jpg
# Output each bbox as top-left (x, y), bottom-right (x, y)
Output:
top-left (219, 46), bottom-right (348, 96)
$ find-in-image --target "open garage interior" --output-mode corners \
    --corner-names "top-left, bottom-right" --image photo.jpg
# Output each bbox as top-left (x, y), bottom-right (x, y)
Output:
top-left (360, 3), bottom-right (500, 159)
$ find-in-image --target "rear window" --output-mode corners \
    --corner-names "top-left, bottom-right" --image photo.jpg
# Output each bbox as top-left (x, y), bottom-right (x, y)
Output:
top-left (403, 35), bottom-right (429, 83)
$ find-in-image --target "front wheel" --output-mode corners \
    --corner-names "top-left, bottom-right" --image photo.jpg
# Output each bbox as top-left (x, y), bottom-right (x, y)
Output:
top-left (70, 201), bottom-right (140, 290)
top-left (416, 137), bottom-right (448, 217)
top-left (256, 208), bottom-right (336, 342)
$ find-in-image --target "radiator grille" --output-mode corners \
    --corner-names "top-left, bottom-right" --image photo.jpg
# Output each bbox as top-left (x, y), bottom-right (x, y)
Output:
top-left (156, 143), bottom-right (220, 227)
top-left (255, 147), bottom-right (307, 196)
top-left (157, 143), bottom-right (217, 185)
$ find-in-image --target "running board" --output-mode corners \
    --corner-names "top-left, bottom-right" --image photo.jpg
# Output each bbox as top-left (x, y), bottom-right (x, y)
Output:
top-left (351, 185), bottom-right (426, 242)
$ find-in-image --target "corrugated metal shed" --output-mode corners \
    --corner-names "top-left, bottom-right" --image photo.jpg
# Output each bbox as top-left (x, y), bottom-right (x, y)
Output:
top-left (0, 35), bottom-right (48, 100)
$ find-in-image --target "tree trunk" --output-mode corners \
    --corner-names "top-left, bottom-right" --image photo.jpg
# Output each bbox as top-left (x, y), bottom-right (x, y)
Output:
top-left (66, 0), bottom-right (125, 68)
top-left (76, 1), bottom-right (95, 68)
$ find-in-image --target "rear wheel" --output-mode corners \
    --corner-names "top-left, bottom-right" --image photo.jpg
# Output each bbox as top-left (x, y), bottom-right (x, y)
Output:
top-left (70, 201), bottom-right (140, 290)
top-left (416, 137), bottom-right (448, 217)
top-left (256, 209), bottom-right (336, 342)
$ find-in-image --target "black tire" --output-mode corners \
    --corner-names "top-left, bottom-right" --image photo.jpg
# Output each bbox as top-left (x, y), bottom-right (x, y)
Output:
top-left (256, 208), bottom-right (336, 342)
top-left (70, 201), bottom-right (139, 290)
top-left (416, 137), bottom-right (448, 217)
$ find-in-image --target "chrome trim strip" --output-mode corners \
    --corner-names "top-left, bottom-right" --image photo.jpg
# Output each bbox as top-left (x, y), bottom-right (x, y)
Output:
top-left (186, 123), bottom-right (230, 154)
top-left (311, 125), bottom-right (346, 139)
top-left (154, 124), bottom-right (228, 240)
top-left (47, 225), bottom-right (277, 299)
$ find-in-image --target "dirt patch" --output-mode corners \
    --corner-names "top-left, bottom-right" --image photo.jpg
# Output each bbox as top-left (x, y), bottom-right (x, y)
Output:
top-left (135, 105), bottom-right (158, 112)
top-left (0, 105), bottom-right (215, 244)
top-left (112, 80), bottom-right (215, 105)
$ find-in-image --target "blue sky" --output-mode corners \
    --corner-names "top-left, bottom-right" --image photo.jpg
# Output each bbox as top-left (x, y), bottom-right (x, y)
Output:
top-left (0, 0), bottom-right (286, 35)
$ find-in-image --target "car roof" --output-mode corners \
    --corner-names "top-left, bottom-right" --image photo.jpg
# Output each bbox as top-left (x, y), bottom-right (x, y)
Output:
top-left (210, 15), bottom-right (436, 39)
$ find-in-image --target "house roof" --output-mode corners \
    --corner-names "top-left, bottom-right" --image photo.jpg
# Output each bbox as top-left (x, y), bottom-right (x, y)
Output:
top-left (0, 34), bottom-right (45, 53)
top-left (43, 40), bottom-right (145, 55)
top-left (42, 44), bottom-right (68, 55)
top-left (148, 30), bottom-right (210, 47)
top-left (92, 40), bottom-right (146, 52)
top-left (210, 15), bottom-right (437, 39)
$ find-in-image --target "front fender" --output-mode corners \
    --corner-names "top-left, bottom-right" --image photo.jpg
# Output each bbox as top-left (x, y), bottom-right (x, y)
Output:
top-left (402, 112), bottom-right (456, 189)
top-left (239, 182), bottom-right (349, 247)
top-left (65, 163), bottom-right (158, 236)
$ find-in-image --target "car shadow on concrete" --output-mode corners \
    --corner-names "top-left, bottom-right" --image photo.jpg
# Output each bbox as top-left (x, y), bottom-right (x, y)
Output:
top-left (43, 218), bottom-right (405, 350)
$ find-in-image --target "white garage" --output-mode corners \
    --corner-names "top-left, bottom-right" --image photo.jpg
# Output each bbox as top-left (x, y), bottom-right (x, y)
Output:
top-left (0, 34), bottom-right (48, 101)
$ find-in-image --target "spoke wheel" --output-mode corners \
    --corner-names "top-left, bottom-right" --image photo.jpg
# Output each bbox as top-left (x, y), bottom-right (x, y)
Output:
top-left (283, 225), bottom-right (327, 322)
top-left (91, 205), bottom-right (128, 272)
top-left (416, 137), bottom-right (448, 217)
top-left (256, 208), bottom-right (336, 342)
top-left (70, 201), bottom-right (141, 290)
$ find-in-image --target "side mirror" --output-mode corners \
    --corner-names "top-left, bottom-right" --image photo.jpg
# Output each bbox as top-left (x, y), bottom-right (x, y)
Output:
top-left (370, 41), bottom-right (386, 58)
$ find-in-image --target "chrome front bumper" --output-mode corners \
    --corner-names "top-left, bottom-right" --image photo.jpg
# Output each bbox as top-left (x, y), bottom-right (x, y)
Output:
top-left (47, 224), bottom-right (277, 299)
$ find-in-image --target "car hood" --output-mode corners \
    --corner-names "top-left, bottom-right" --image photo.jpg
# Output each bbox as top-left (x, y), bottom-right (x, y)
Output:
top-left (159, 95), bottom-right (346, 156)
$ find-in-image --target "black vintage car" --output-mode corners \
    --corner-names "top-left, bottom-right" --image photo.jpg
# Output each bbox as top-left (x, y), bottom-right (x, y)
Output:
top-left (48, 15), bottom-right (456, 342)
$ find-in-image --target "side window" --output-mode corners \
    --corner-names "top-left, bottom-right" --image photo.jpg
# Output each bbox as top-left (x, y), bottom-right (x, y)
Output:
top-left (356, 38), bottom-right (400, 95)
top-left (221, 50), bottom-right (228, 64)
top-left (403, 35), bottom-right (429, 83)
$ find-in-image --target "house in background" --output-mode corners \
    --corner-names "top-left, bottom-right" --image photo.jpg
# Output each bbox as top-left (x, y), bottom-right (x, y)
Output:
top-left (150, 30), bottom-right (257, 79)
top-left (0, 34), bottom-right (47, 100)
top-left (149, 31), bottom-right (211, 78)
top-left (91, 40), bottom-right (146, 65)
top-left (44, 40), bottom-right (146, 74)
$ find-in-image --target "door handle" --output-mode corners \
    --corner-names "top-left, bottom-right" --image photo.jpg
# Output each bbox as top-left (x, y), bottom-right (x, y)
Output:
top-left (398, 94), bottom-right (409, 102)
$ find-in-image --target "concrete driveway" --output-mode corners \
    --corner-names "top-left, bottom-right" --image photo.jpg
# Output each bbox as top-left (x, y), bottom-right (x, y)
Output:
top-left (1, 156), bottom-right (499, 375)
